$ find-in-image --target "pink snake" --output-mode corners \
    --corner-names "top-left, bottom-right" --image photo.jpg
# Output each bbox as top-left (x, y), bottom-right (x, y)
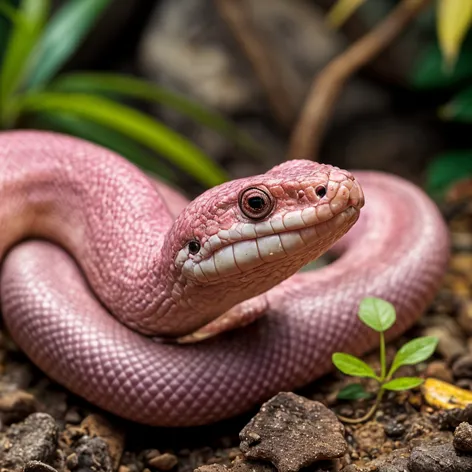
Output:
top-left (0, 131), bottom-right (450, 426)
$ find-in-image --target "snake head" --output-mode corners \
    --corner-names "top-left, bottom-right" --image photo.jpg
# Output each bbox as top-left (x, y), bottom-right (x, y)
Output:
top-left (162, 160), bottom-right (364, 332)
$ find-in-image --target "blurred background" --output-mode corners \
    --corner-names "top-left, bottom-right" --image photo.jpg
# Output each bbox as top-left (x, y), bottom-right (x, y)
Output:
top-left (0, 0), bottom-right (471, 200)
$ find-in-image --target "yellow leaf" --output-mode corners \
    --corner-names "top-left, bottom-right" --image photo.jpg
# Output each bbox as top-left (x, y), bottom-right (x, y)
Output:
top-left (422, 378), bottom-right (472, 410)
top-left (326, 0), bottom-right (367, 28)
top-left (437, 0), bottom-right (472, 71)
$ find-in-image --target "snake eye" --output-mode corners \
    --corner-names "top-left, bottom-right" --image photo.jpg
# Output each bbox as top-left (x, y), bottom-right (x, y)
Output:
top-left (315, 185), bottom-right (327, 198)
top-left (239, 186), bottom-right (274, 220)
top-left (188, 240), bottom-right (201, 255)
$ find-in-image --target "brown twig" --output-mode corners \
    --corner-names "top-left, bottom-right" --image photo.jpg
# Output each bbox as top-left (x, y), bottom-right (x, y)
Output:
top-left (214, 0), bottom-right (296, 128)
top-left (288, 0), bottom-right (431, 160)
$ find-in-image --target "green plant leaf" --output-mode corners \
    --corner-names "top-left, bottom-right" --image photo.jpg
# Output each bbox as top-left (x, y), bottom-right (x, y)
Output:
top-left (332, 353), bottom-right (379, 379)
top-left (32, 111), bottom-right (177, 183)
top-left (26, 0), bottom-right (112, 88)
top-left (437, 0), bottom-right (472, 70)
top-left (50, 73), bottom-right (265, 159)
top-left (440, 85), bottom-right (472, 122)
top-left (358, 297), bottom-right (396, 333)
top-left (388, 336), bottom-right (438, 378)
top-left (426, 150), bottom-right (472, 198)
top-left (337, 383), bottom-right (372, 401)
top-left (382, 377), bottom-right (424, 391)
top-left (0, 0), bottom-right (49, 121)
top-left (410, 34), bottom-right (472, 89)
top-left (17, 92), bottom-right (228, 187)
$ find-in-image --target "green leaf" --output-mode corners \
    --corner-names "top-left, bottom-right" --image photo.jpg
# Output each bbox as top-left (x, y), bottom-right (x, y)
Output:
top-left (18, 92), bottom-right (228, 187)
top-left (332, 353), bottom-right (379, 379)
top-left (0, 0), bottom-right (49, 120)
top-left (50, 73), bottom-right (265, 159)
top-left (358, 297), bottom-right (396, 333)
top-left (388, 336), bottom-right (438, 378)
top-left (32, 111), bottom-right (177, 183)
top-left (410, 34), bottom-right (472, 89)
top-left (382, 377), bottom-right (424, 391)
top-left (337, 383), bottom-right (372, 401)
top-left (0, 2), bottom-right (17, 67)
top-left (440, 85), bottom-right (472, 122)
top-left (426, 150), bottom-right (472, 198)
top-left (436, 0), bottom-right (472, 70)
top-left (26, 0), bottom-right (112, 88)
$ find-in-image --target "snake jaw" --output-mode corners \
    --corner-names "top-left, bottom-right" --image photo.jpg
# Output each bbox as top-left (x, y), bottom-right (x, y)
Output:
top-left (174, 165), bottom-right (364, 286)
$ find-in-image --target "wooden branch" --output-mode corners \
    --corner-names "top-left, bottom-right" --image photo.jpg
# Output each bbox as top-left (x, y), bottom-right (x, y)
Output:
top-left (214, 0), bottom-right (296, 128)
top-left (288, 0), bottom-right (431, 160)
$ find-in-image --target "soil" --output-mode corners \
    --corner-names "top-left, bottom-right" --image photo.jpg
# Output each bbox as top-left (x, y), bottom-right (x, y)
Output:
top-left (0, 183), bottom-right (470, 472)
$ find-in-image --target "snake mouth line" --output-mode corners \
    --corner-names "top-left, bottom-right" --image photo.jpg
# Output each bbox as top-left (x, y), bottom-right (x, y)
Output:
top-left (183, 206), bottom-right (359, 283)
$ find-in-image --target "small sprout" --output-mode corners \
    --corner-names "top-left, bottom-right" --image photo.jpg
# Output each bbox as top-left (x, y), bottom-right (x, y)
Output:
top-left (332, 353), bottom-right (378, 380)
top-left (332, 296), bottom-right (438, 424)
top-left (337, 383), bottom-right (372, 401)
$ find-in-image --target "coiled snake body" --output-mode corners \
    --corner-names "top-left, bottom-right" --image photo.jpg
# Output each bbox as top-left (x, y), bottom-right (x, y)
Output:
top-left (0, 131), bottom-right (449, 426)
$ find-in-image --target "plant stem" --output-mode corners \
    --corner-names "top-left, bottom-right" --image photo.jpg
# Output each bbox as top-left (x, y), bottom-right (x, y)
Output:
top-left (380, 331), bottom-right (386, 381)
top-left (337, 387), bottom-right (385, 424)
top-left (287, 0), bottom-right (431, 160)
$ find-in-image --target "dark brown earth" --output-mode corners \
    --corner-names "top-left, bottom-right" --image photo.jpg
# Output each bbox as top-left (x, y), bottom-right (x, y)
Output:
top-left (0, 183), bottom-right (470, 472)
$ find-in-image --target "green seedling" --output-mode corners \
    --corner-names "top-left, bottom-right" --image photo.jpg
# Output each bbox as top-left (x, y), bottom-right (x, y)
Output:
top-left (332, 297), bottom-right (438, 424)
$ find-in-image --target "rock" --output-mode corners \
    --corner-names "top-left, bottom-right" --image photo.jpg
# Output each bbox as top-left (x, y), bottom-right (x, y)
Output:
top-left (453, 355), bottom-right (472, 379)
top-left (0, 412), bottom-right (58, 469)
top-left (364, 447), bottom-right (410, 472)
top-left (73, 436), bottom-right (114, 472)
top-left (239, 392), bottom-right (347, 472)
top-left (423, 320), bottom-right (467, 362)
top-left (353, 421), bottom-right (386, 455)
top-left (195, 459), bottom-right (278, 472)
top-left (458, 301), bottom-right (472, 336)
top-left (231, 459), bottom-right (276, 472)
top-left (64, 407), bottom-right (83, 425)
top-left (383, 421), bottom-right (406, 439)
top-left (424, 361), bottom-right (454, 383)
top-left (454, 422), bottom-right (472, 452)
top-left (438, 405), bottom-right (472, 430)
top-left (147, 452), bottom-right (178, 470)
top-left (0, 389), bottom-right (38, 425)
top-left (409, 442), bottom-right (472, 472)
top-left (195, 466), bottom-right (228, 472)
top-left (80, 414), bottom-right (124, 470)
top-left (24, 461), bottom-right (59, 472)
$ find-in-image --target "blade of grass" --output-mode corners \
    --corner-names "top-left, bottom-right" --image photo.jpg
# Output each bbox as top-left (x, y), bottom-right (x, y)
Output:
top-left (26, 0), bottom-right (113, 88)
top-left (50, 72), bottom-right (265, 159)
top-left (32, 111), bottom-right (177, 183)
top-left (18, 92), bottom-right (228, 187)
top-left (0, 0), bottom-right (48, 120)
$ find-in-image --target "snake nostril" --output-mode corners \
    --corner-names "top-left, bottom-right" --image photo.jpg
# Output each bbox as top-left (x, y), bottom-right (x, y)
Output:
top-left (315, 185), bottom-right (326, 198)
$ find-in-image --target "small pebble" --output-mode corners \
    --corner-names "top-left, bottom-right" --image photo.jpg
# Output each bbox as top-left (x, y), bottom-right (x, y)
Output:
top-left (424, 360), bottom-right (454, 383)
top-left (0, 390), bottom-right (38, 425)
top-left (23, 461), bottom-right (58, 472)
top-left (452, 355), bottom-right (472, 379)
top-left (458, 301), bottom-right (472, 336)
top-left (147, 453), bottom-right (178, 471)
top-left (383, 421), bottom-right (406, 438)
top-left (453, 422), bottom-right (472, 452)
top-left (66, 452), bottom-right (78, 469)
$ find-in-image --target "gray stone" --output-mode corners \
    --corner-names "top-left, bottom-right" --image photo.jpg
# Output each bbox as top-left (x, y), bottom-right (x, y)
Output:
top-left (239, 392), bottom-right (347, 472)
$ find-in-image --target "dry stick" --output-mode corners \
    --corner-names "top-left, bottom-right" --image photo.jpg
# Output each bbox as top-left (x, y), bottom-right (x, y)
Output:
top-left (288, 0), bottom-right (431, 161)
top-left (214, 0), bottom-right (296, 128)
